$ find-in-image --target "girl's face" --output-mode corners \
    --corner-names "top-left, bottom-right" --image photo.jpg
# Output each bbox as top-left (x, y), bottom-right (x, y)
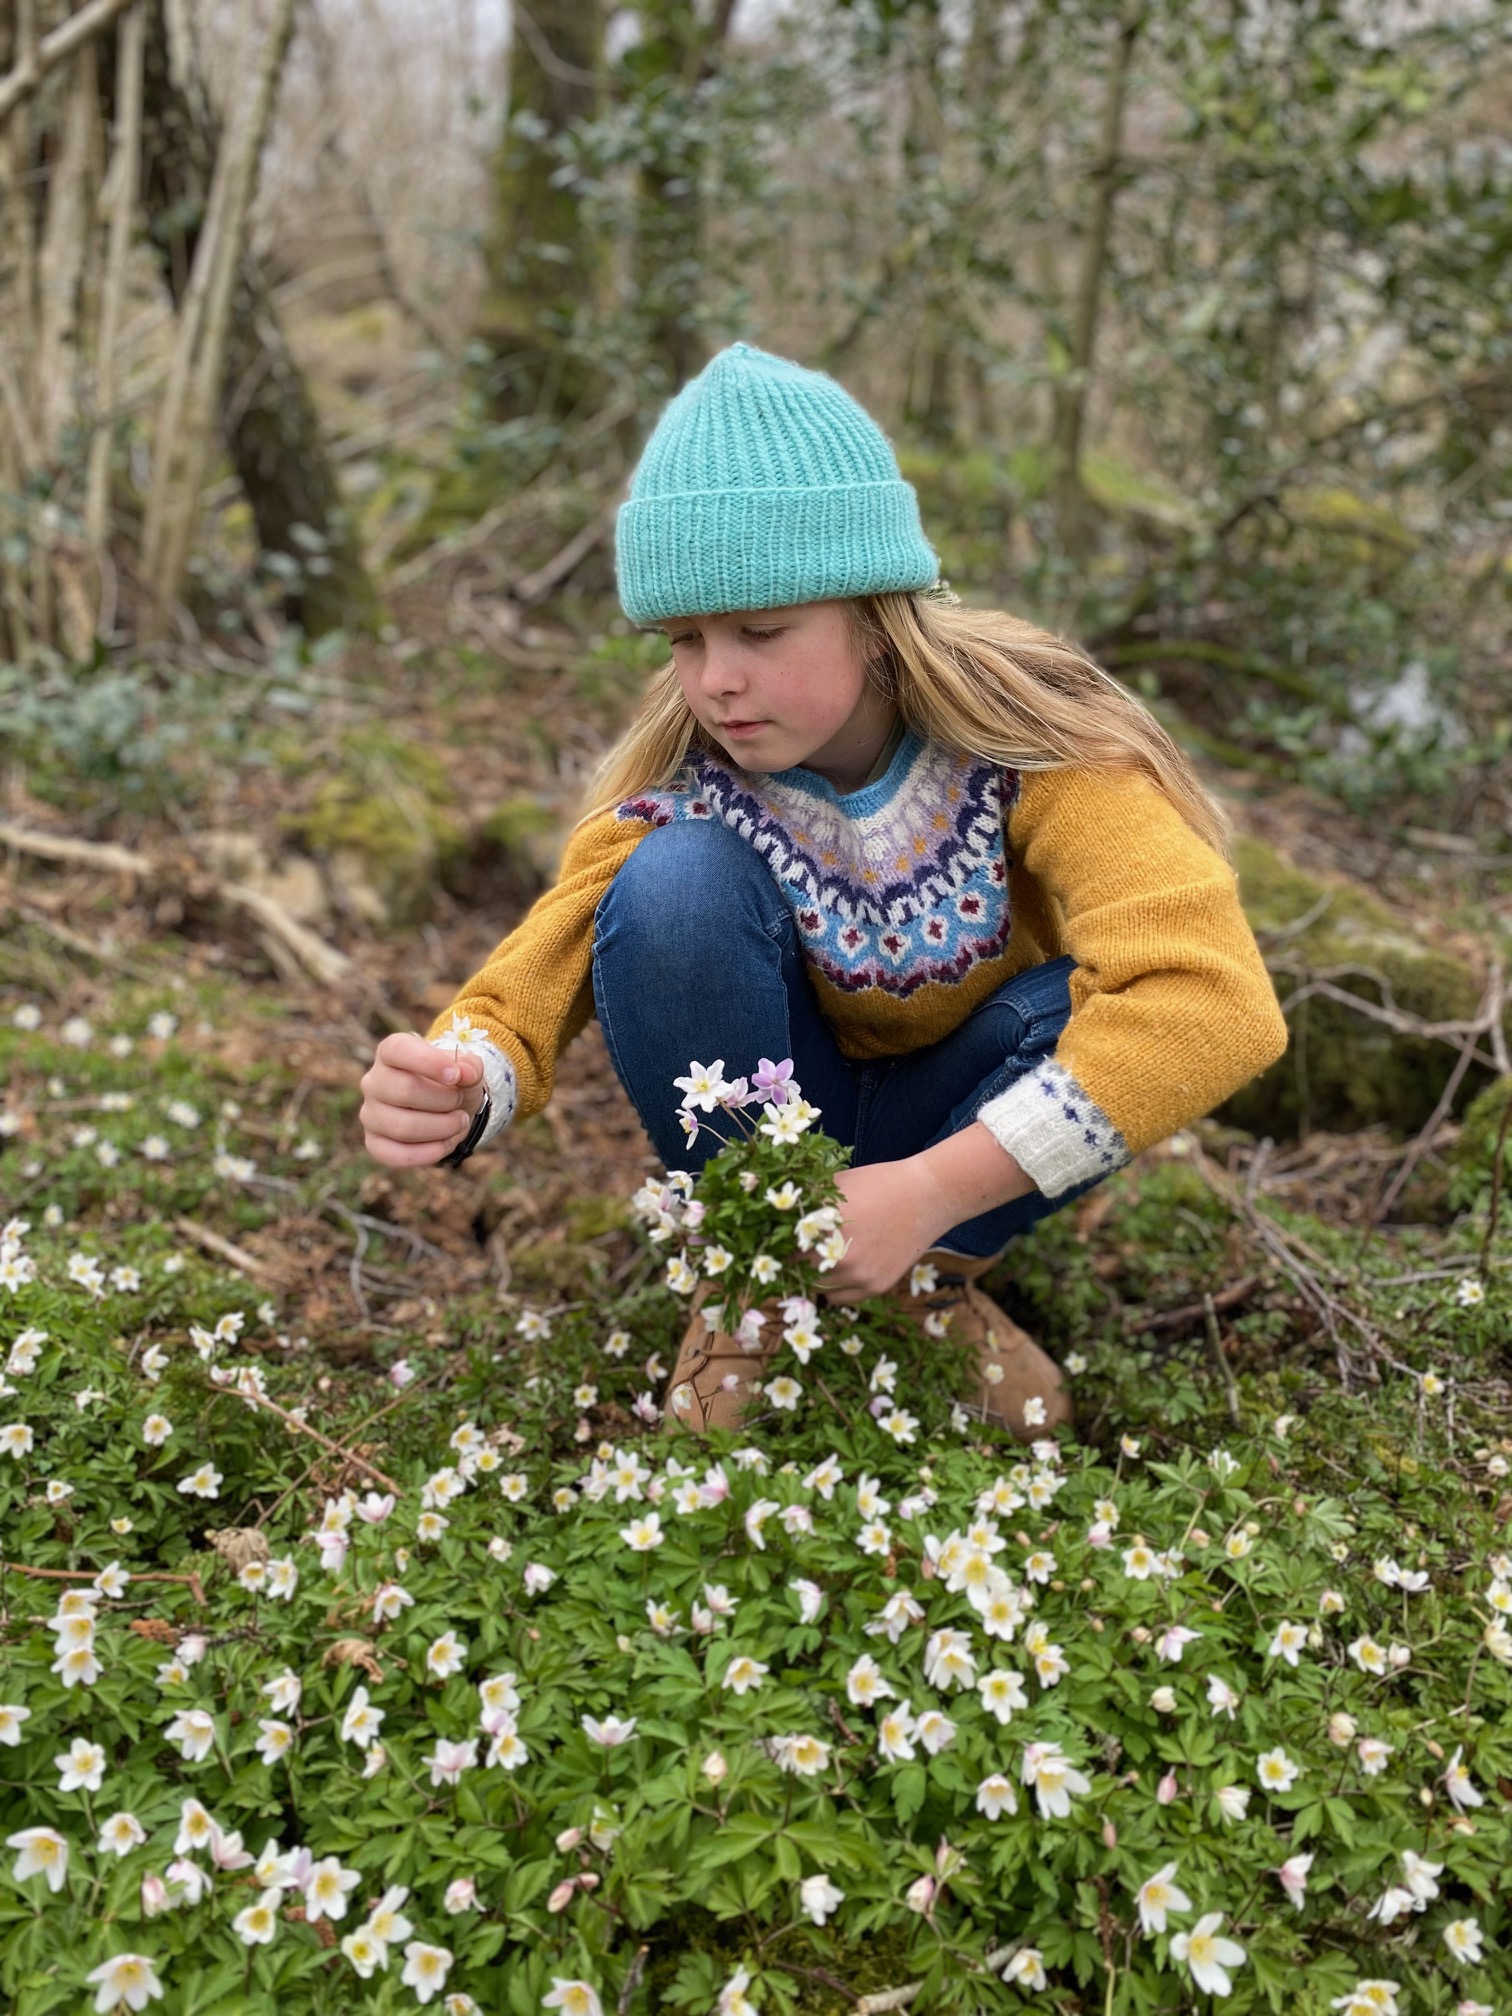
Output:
top-left (659, 599), bottom-right (896, 792)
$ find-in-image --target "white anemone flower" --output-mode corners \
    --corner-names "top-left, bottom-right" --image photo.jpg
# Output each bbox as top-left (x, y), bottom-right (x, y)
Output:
top-left (55, 1737), bottom-right (107, 1791)
top-left (400, 1942), bottom-right (454, 2005)
top-left (799, 1872), bottom-right (845, 1924)
top-left (303, 1855), bottom-right (361, 1922)
top-left (975, 1773), bottom-right (1017, 1820)
top-left (1136, 1861), bottom-right (1192, 1934)
top-left (7, 1826), bottom-right (69, 1892)
top-left (98, 1812), bottom-right (147, 1857)
top-left (1442, 1747), bottom-right (1484, 1812)
top-left (1019, 1741), bottom-right (1091, 1819)
top-left (1256, 1747), bottom-right (1301, 1793)
top-left (543, 1984), bottom-right (604, 2016)
top-left (233, 1890), bottom-right (282, 1946)
top-left (163, 1710), bottom-right (216, 1763)
top-left (84, 1953), bottom-right (164, 2012)
top-left (1169, 1913), bottom-right (1246, 1997)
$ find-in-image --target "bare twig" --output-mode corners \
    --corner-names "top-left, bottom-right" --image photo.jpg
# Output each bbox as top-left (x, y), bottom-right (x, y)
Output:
top-left (1205, 1292), bottom-right (1241, 1423)
top-left (207, 1384), bottom-right (402, 1496)
top-left (615, 1947), bottom-right (650, 2016)
top-left (2, 1559), bottom-right (206, 1606)
top-left (1480, 1092), bottom-right (1512, 1280)
top-left (1371, 959), bottom-right (1505, 1227)
top-left (1126, 1276), bottom-right (1258, 1337)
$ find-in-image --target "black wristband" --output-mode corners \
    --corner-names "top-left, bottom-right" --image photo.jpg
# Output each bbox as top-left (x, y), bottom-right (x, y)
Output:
top-left (438, 1092), bottom-right (491, 1170)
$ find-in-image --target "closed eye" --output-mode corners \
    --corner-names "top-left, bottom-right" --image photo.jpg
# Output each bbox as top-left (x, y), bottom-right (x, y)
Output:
top-left (667, 626), bottom-right (783, 646)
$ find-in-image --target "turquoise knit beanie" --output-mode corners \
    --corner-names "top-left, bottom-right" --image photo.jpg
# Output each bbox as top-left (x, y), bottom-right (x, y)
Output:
top-left (614, 340), bottom-right (940, 622)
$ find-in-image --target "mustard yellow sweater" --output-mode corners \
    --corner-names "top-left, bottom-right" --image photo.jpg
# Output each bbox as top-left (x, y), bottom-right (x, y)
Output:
top-left (428, 733), bottom-right (1287, 1197)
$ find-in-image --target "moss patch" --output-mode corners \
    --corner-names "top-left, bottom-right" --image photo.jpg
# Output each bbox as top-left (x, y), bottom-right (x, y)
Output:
top-left (1223, 835), bottom-right (1504, 1138)
top-left (285, 726), bottom-right (464, 926)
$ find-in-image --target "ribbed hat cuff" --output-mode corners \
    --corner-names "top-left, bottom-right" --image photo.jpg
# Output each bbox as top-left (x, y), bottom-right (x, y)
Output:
top-left (616, 482), bottom-right (939, 623)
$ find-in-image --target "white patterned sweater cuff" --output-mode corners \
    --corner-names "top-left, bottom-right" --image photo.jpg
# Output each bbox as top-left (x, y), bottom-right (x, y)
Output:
top-left (427, 1033), bottom-right (518, 1150)
top-left (976, 1059), bottom-right (1130, 1199)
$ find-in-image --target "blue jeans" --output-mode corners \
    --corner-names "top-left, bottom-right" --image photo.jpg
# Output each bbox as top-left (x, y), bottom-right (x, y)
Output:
top-left (591, 819), bottom-right (1104, 1258)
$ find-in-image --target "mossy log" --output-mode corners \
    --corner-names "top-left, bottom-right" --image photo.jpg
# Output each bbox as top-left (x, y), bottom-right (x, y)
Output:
top-left (1223, 835), bottom-right (1508, 1139)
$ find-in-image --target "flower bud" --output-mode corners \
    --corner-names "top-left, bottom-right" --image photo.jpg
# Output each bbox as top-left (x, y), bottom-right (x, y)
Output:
top-left (444, 1877), bottom-right (479, 1913)
top-left (1188, 1528), bottom-right (1210, 1549)
top-left (1420, 1786), bottom-right (1434, 1808)
top-left (140, 1874), bottom-right (169, 1917)
top-left (578, 1871), bottom-right (600, 1890)
top-left (1424, 1739), bottom-right (1444, 1761)
top-left (1102, 1820), bottom-right (1118, 1850)
top-left (1157, 1769), bottom-right (1179, 1805)
top-left (1150, 1686), bottom-right (1178, 1713)
top-left (546, 1879), bottom-right (578, 1914)
top-left (555, 1827), bottom-right (583, 1852)
top-left (905, 1875), bottom-right (936, 1914)
top-left (1327, 1712), bottom-right (1357, 1746)
top-left (702, 1750), bottom-right (728, 1785)
top-left (1130, 1625), bottom-right (1151, 1644)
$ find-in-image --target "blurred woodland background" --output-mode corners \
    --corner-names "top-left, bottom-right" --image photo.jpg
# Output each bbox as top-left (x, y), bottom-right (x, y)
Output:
top-left (2, 0), bottom-right (1511, 1286)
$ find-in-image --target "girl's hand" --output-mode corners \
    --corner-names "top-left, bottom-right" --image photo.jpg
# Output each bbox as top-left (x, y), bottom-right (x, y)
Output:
top-left (817, 1160), bottom-right (945, 1301)
top-left (359, 1032), bottom-right (485, 1168)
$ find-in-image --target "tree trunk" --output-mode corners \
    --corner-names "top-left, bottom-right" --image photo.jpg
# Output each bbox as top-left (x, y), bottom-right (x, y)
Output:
top-left (475, 0), bottom-right (607, 426)
top-left (118, 2), bottom-right (375, 634)
top-left (1048, 2), bottom-right (1145, 557)
top-left (625, 0), bottom-right (737, 399)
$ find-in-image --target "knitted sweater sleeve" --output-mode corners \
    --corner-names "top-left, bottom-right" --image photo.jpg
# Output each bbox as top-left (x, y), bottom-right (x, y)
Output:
top-left (975, 765), bottom-right (1288, 1197)
top-left (424, 809), bottom-right (652, 1146)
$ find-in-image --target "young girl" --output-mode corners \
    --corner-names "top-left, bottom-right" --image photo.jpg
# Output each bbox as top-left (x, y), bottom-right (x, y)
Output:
top-left (359, 341), bottom-right (1288, 1443)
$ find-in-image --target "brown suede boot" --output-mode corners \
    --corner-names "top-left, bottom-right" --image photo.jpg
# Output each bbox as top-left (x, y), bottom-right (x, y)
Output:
top-left (898, 1249), bottom-right (1075, 1444)
top-left (662, 1287), bottom-right (788, 1435)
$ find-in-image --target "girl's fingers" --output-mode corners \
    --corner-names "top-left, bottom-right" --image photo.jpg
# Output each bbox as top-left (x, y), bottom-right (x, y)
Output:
top-left (361, 1062), bottom-right (469, 1115)
top-left (363, 1132), bottom-right (461, 1169)
top-left (360, 1102), bottom-right (470, 1147)
top-left (375, 1031), bottom-right (482, 1087)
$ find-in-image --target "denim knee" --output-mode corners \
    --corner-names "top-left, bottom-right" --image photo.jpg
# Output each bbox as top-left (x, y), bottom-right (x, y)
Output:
top-left (595, 818), bottom-right (785, 959)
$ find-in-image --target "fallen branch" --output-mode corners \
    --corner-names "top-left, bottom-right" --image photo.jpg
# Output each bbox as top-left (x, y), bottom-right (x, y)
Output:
top-left (172, 1215), bottom-right (280, 1282)
top-left (207, 1383), bottom-right (402, 1496)
top-left (1126, 1275), bottom-right (1259, 1336)
top-left (0, 821), bottom-right (350, 987)
top-left (1, 1559), bottom-right (207, 1606)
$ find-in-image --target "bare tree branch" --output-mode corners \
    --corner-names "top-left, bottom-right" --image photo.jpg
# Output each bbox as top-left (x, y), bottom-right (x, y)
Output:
top-left (0, 0), bottom-right (140, 124)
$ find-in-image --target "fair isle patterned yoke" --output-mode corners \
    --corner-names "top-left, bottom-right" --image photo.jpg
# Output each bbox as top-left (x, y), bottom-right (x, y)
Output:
top-left (616, 731), bottom-right (1021, 999)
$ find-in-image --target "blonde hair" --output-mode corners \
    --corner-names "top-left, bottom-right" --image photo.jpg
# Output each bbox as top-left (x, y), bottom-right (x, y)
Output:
top-left (577, 590), bottom-right (1230, 860)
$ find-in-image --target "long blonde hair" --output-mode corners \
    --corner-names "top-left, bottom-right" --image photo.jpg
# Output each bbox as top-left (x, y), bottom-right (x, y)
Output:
top-left (577, 590), bottom-right (1231, 860)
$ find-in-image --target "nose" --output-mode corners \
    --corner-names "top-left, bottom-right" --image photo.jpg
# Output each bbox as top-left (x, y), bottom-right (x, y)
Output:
top-left (698, 638), bottom-right (748, 703)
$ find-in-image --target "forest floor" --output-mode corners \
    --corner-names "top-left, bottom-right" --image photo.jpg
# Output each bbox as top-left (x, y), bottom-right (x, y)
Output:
top-left (2, 555), bottom-right (1510, 1418)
